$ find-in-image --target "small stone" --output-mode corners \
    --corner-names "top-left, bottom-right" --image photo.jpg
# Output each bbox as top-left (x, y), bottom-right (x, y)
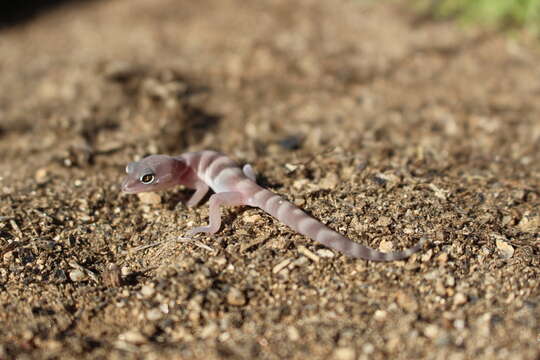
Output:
top-left (421, 249), bottom-right (433, 262)
top-left (428, 184), bottom-right (448, 200)
top-left (103, 263), bottom-right (122, 287)
top-left (213, 256), bottom-right (228, 267)
top-left (140, 285), bottom-right (155, 299)
top-left (376, 216), bottom-right (392, 227)
top-left (137, 192), bottom-right (161, 205)
top-left (69, 269), bottom-right (86, 282)
top-left (396, 291), bottom-right (419, 312)
top-left (435, 280), bottom-right (446, 296)
top-left (3, 251), bottom-right (13, 263)
top-left (495, 238), bottom-right (514, 259)
top-left (333, 347), bottom-right (356, 360)
top-left (436, 253), bottom-right (449, 264)
top-left (284, 163), bottom-right (299, 173)
top-left (517, 213), bottom-right (540, 233)
top-left (200, 323), bottom-right (218, 338)
top-left (373, 310), bottom-right (387, 321)
top-left (378, 239), bottom-right (394, 252)
top-left (293, 179), bottom-right (309, 190)
top-left (453, 319), bottom-right (466, 330)
top-left (319, 173), bottom-right (339, 190)
top-left (453, 293), bottom-right (468, 306)
top-left (424, 324), bottom-right (439, 339)
top-left (273, 258), bottom-right (292, 274)
top-left (43, 339), bottom-right (62, 351)
top-left (403, 227), bottom-right (415, 234)
top-left (297, 245), bottom-right (320, 262)
top-left (243, 214), bottom-right (262, 223)
top-left (316, 249), bottom-right (335, 258)
top-left (287, 326), bottom-right (300, 341)
top-left (362, 343), bottom-right (374, 354)
top-left (119, 330), bottom-right (147, 344)
top-left (35, 168), bottom-right (48, 184)
top-left (227, 287), bottom-right (246, 306)
top-left (146, 309), bottom-right (163, 321)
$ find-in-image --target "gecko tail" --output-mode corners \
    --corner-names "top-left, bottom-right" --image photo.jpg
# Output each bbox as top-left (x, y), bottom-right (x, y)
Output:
top-left (330, 235), bottom-right (426, 261)
top-left (251, 188), bottom-right (425, 261)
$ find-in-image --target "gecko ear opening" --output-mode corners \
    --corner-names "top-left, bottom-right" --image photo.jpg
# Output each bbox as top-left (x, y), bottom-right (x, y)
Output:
top-left (126, 162), bottom-right (137, 174)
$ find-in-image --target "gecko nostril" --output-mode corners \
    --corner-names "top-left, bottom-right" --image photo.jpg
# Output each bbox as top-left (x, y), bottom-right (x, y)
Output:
top-left (121, 178), bottom-right (132, 193)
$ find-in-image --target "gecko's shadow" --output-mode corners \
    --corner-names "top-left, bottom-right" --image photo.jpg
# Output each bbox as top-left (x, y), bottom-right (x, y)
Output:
top-left (0, 0), bottom-right (97, 28)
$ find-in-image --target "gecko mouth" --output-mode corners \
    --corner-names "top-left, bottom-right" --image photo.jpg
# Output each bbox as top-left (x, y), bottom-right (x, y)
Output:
top-left (121, 178), bottom-right (137, 193)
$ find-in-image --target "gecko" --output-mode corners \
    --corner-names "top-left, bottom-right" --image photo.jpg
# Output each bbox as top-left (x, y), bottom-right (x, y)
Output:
top-left (121, 150), bottom-right (425, 261)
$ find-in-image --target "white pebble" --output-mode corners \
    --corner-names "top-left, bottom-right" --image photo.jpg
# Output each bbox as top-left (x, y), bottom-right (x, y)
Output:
top-left (69, 269), bottom-right (86, 282)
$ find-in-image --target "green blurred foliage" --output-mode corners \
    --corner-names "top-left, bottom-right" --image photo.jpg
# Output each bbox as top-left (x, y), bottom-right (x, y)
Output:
top-left (416, 0), bottom-right (540, 33)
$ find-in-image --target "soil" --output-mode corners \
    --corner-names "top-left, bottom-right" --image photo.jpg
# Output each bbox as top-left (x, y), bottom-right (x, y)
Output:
top-left (0, 0), bottom-right (538, 359)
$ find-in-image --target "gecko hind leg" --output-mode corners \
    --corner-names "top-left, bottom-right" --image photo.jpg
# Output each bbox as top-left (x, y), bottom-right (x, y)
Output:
top-left (186, 192), bottom-right (245, 235)
top-left (242, 164), bottom-right (256, 182)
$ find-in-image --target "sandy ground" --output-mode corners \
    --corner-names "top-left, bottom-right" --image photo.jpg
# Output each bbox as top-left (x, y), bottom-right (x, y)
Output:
top-left (0, 0), bottom-right (538, 359)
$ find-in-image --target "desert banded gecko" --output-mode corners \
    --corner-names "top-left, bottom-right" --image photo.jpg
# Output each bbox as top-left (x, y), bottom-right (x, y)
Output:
top-left (121, 150), bottom-right (424, 261)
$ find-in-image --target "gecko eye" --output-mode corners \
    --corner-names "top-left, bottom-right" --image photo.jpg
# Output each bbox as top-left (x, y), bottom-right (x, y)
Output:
top-left (139, 173), bottom-right (155, 184)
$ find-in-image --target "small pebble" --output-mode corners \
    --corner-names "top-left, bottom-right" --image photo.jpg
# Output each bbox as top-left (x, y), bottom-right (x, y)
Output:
top-left (227, 287), bottom-right (246, 306)
top-left (69, 269), bottom-right (86, 282)
top-left (316, 249), bottom-right (335, 258)
top-left (140, 285), bottom-right (155, 299)
top-left (495, 238), bottom-right (514, 259)
top-left (373, 310), bottom-right (387, 321)
top-left (297, 245), bottom-right (320, 262)
top-left (137, 192), bottom-right (161, 205)
top-left (453, 319), bottom-right (466, 330)
top-left (34, 168), bottom-right (48, 184)
top-left (453, 293), bottom-right (468, 306)
top-left (146, 309), bottom-right (163, 321)
top-left (436, 253), bottom-right (449, 264)
top-left (284, 163), bottom-right (299, 173)
top-left (103, 264), bottom-right (122, 287)
top-left (376, 216), bottom-right (392, 227)
top-left (287, 326), bottom-right (300, 341)
top-left (517, 213), bottom-right (540, 233)
top-left (243, 214), bottom-right (262, 223)
top-left (121, 266), bottom-right (130, 276)
top-left (396, 291), bottom-right (419, 312)
top-left (378, 239), bottom-right (394, 252)
top-left (362, 343), bottom-right (374, 354)
top-left (319, 173), bottom-right (339, 190)
top-left (273, 258), bottom-right (292, 274)
top-left (119, 330), bottom-right (147, 344)
top-left (424, 324), bottom-right (440, 339)
top-left (200, 323), bottom-right (218, 338)
top-left (333, 347), bottom-right (356, 360)
top-left (421, 249), bottom-right (433, 262)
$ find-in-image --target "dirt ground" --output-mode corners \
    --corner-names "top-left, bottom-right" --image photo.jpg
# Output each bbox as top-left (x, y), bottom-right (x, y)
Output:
top-left (0, 0), bottom-right (538, 359)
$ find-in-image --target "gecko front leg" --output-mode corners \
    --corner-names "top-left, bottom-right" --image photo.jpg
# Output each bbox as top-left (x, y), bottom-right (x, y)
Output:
top-left (186, 180), bottom-right (209, 207)
top-left (187, 192), bottom-right (246, 235)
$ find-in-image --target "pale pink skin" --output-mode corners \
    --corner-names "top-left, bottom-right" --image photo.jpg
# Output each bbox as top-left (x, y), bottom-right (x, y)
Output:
top-left (122, 151), bottom-right (425, 261)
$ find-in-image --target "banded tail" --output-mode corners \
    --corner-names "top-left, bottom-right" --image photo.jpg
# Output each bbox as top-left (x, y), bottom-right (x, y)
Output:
top-left (249, 188), bottom-right (424, 261)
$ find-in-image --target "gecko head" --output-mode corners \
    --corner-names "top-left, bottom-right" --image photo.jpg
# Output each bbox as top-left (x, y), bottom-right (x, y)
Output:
top-left (121, 155), bottom-right (188, 193)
